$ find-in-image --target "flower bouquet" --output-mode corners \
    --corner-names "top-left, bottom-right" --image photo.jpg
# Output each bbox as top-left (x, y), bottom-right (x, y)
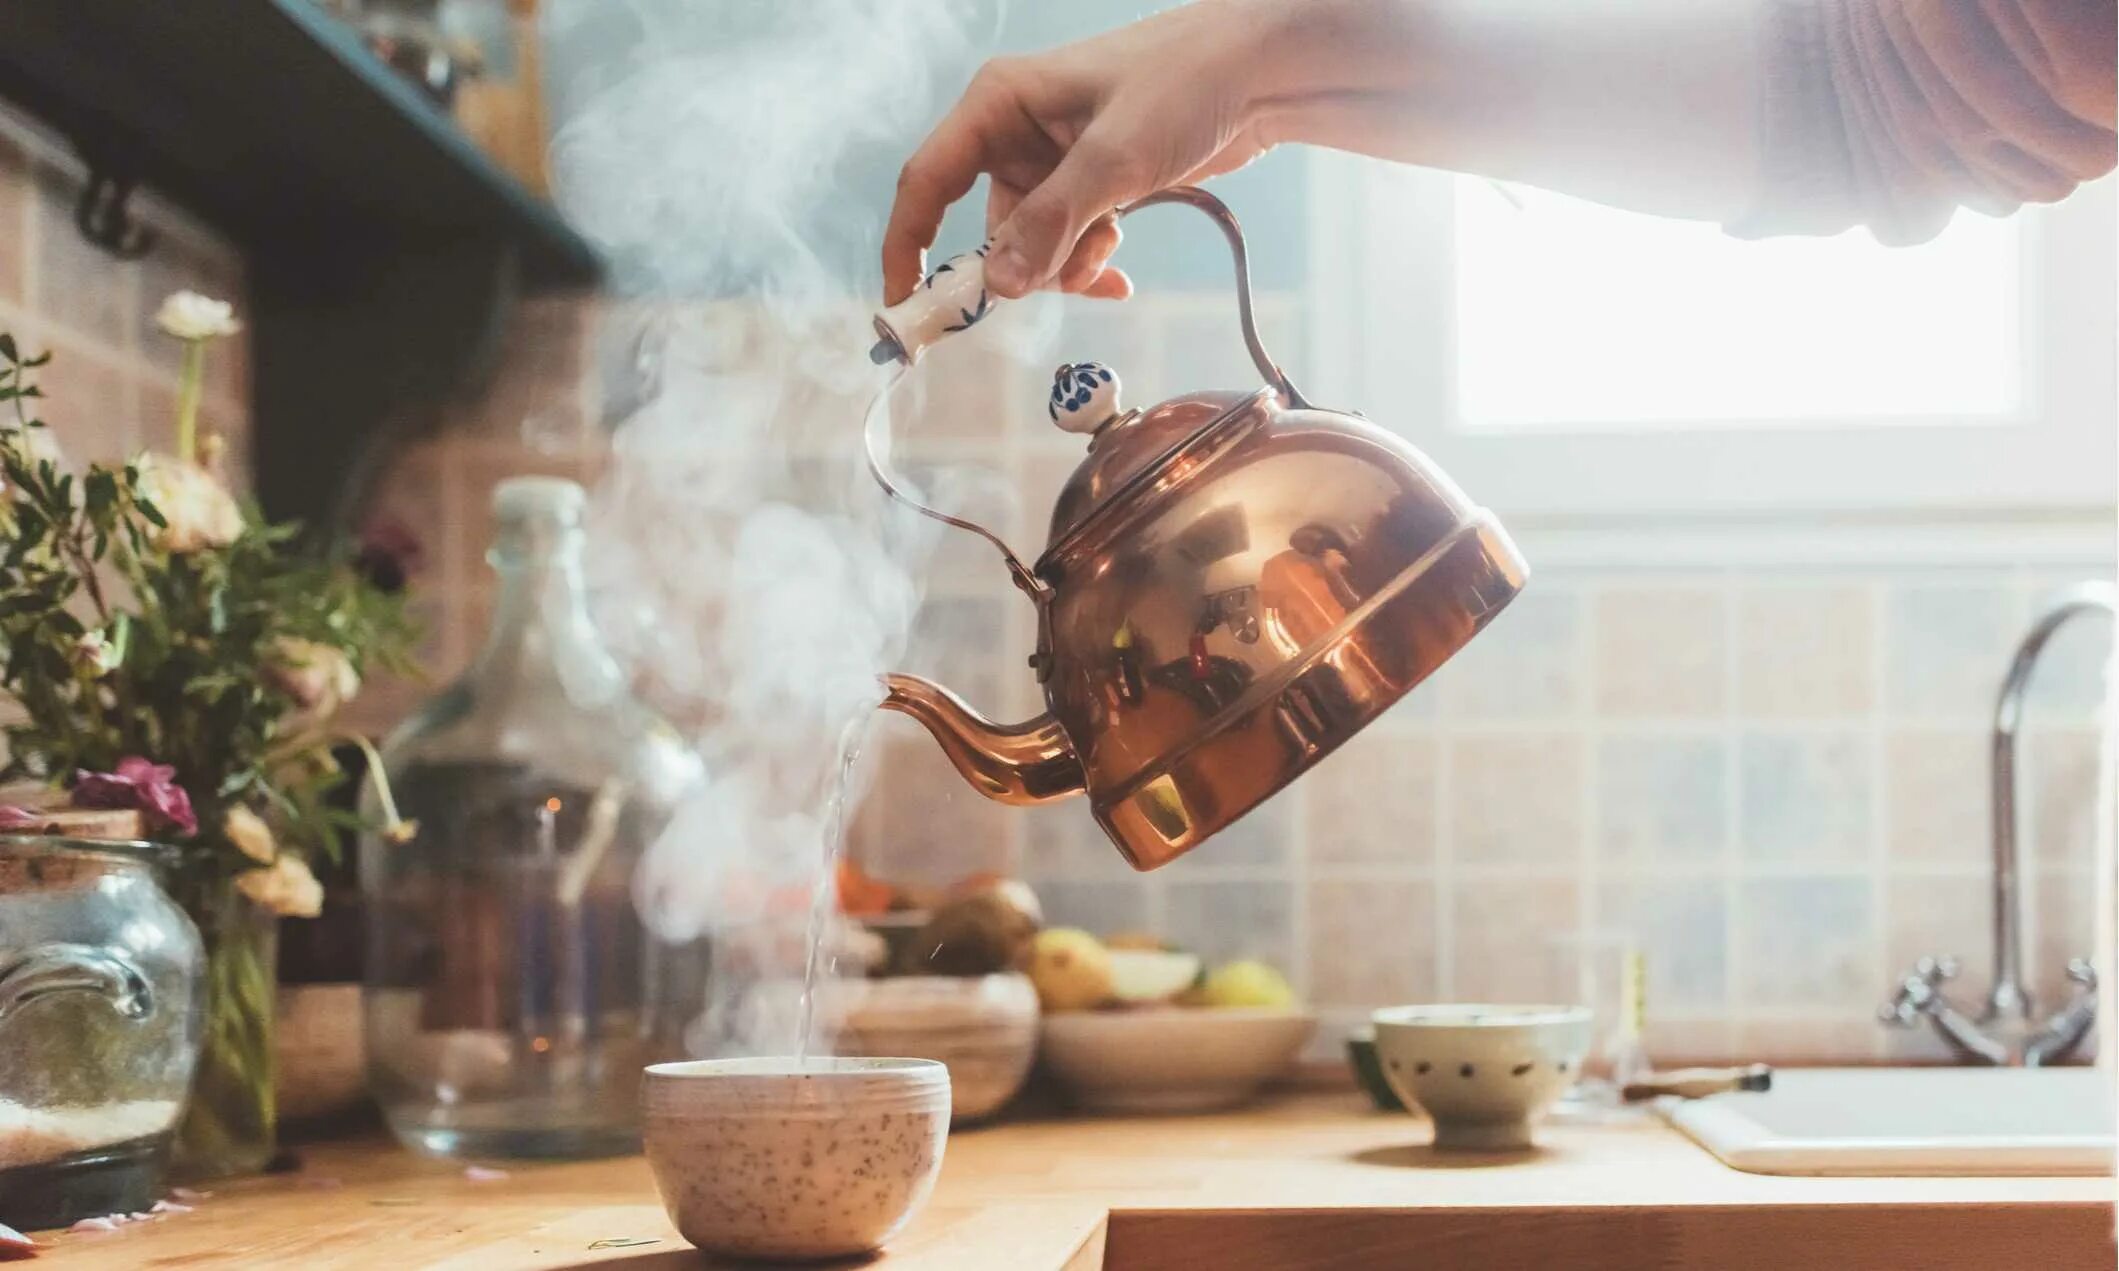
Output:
top-left (0, 294), bottom-right (417, 1178)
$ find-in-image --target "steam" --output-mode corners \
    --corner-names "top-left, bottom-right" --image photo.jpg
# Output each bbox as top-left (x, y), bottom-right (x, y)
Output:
top-left (547, 0), bottom-right (991, 1057)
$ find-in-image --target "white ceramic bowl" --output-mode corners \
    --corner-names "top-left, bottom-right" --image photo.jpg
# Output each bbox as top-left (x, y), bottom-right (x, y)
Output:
top-left (1039, 1007), bottom-right (1315, 1114)
top-left (1370, 1004), bottom-right (1594, 1149)
top-left (830, 974), bottom-right (1041, 1124)
top-left (642, 1057), bottom-right (950, 1261)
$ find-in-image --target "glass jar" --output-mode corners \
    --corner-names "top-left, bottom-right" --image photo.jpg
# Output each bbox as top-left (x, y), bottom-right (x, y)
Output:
top-left (361, 477), bottom-right (706, 1160)
top-left (0, 837), bottom-right (204, 1229)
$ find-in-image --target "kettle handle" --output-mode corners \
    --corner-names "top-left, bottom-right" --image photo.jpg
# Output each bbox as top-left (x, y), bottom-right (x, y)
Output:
top-left (871, 187), bottom-right (1308, 409)
top-left (860, 185), bottom-right (1306, 604)
top-left (1116, 187), bottom-right (1310, 409)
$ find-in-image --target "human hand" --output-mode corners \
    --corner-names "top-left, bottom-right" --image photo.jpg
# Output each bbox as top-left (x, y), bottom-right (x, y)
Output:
top-left (883, 0), bottom-right (1296, 304)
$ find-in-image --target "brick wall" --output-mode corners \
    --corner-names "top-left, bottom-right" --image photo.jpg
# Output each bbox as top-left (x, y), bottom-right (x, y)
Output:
top-left (0, 106), bottom-right (249, 479)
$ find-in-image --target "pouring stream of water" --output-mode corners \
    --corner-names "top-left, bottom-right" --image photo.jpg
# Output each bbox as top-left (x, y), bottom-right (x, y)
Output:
top-left (794, 717), bottom-right (870, 1063)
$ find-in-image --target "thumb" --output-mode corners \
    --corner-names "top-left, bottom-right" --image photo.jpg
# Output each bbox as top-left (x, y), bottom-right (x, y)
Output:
top-left (987, 132), bottom-right (1145, 299)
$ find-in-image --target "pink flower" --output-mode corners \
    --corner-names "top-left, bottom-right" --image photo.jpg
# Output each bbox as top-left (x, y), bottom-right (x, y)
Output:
top-left (355, 518), bottom-right (422, 593)
top-left (0, 805), bottom-right (41, 830)
top-left (72, 758), bottom-right (198, 838)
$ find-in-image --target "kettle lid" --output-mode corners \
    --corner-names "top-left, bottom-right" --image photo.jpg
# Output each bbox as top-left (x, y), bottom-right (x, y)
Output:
top-left (1039, 360), bottom-right (1268, 559)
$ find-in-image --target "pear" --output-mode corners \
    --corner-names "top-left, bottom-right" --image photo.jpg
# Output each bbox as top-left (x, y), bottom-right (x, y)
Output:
top-left (1027, 928), bottom-right (1114, 1012)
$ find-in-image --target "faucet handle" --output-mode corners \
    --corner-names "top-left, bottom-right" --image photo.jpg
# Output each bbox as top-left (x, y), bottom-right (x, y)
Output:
top-left (1879, 955), bottom-right (1958, 1027)
top-left (2066, 958), bottom-right (2096, 990)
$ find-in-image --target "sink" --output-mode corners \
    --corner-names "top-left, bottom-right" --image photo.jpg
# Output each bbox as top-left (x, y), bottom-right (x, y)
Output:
top-left (1661, 1067), bottom-right (2114, 1176)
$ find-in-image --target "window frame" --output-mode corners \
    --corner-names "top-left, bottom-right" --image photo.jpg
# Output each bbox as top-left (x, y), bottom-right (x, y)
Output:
top-left (1301, 154), bottom-right (2117, 529)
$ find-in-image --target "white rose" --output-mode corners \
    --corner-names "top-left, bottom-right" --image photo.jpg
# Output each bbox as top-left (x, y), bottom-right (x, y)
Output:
top-left (234, 854), bottom-right (323, 918)
top-left (267, 637), bottom-right (361, 714)
top-left (134, 456), bottom-right (242, 553)
top-left (222, 804), bottom-right (276, 864)
top-left (70, 630), bottom-right (120, 678)
top-left (154, 291), bottom-right (241, 341)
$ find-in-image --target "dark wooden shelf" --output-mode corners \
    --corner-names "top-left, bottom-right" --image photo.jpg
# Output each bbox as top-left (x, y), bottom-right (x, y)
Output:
top-left (0, 0), bottom-right (599, 286)
top-left (0, 0), bottom-right (603, 529)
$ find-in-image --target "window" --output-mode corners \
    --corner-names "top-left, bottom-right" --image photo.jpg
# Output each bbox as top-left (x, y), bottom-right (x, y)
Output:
top-left (1453, 183), bottom-right (2020, 429)
top-left (1305, 157), bottom-right (2117, 528)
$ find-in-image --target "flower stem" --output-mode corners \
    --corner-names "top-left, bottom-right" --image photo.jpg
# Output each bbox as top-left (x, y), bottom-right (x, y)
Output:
top-left (345, 732), bottom-right (411, 833)
top-left (174, 340), bottom-right (206, 463)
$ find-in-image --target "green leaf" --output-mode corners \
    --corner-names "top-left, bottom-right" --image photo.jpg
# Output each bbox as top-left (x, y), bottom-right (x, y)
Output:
top-left (85, 469), bottom-right (115, 518)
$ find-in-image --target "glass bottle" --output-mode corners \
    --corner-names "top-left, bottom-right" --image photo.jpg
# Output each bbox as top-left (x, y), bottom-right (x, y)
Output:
top-left (361, 477), bottom-right (706, 1159)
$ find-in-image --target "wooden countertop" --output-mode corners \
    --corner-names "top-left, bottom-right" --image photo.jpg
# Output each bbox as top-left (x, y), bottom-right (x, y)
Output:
top-left (24, 1093), bottom-right (2116, 1270)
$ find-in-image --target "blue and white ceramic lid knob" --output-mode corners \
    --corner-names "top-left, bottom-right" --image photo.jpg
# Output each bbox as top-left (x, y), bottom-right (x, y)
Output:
top-left (1049, 362), bottom-right (1121, 435)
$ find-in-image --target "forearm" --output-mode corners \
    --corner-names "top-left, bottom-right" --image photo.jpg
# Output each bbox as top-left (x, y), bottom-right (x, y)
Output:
top-left (1248, 0), bottom-right (1765, 222)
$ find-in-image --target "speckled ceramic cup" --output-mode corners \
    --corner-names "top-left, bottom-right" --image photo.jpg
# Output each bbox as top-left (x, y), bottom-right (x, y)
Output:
top-left (642, 1057), bottom-right (950, 1262)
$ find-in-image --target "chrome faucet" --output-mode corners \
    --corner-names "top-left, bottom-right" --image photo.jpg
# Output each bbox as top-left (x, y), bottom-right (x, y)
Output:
top-left (1880, 581), bottom-right (2113, 1065)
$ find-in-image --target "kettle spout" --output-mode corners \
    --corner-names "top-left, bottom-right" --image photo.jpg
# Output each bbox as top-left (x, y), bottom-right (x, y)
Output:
top-left (879, 673), bottom-right (1084, 805)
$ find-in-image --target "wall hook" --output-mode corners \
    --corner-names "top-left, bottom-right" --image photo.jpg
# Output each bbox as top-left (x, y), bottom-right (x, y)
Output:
top-left (75, 168), bottom-right (156, 260)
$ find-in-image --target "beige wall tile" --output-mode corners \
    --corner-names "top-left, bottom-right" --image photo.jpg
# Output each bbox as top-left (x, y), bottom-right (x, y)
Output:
top-left (1021, 798), bottom-right (1137, 879)
top-left (1163, 879), bottom-right (1295, 973)
top-left (1033, 879), bottom-right (1150, 937)
top-left (1433, 589), bottom-right (1582, 719)
top-left (1733, 877), bottom-right (1876, 1009)
top-left (1732, 1016), bottom-right (1880, 1065)
top-left (1596, 877), bottom-right (1728, 1011)
top-left (847, 729), bottom-right (1010, 886)
top-left (1596, 732), bottom-right (1727, 864)
top-left (1307, 878), bottom-right (1435, 1007)
top-left (1305, 733), bottom-right (1437, 869)
top-left (1883, 729), bottom-right (1987, 866)
top-left (1593, 585), bottom-right (1725, 718)
top-left (1883, 874), bottom-right (1991, 1004)
top-left (2032, 871), bottom-right (2095, 1009)
top-left (1736, 584), bottom-right (1875, 718)
top-left (1640, 1018), bottom-right (1736, 1066)
top-left (1882, 580), bottom-right (2017, 717)
top-left (1736, 730), bottom-right (1873, 863)
top-left (1446, 732), bottom-right (1585, 868)
top-left (1448, 876), bottom-right (1579, 1002)
top-left (2030, 727), bottom-right (2104, 874)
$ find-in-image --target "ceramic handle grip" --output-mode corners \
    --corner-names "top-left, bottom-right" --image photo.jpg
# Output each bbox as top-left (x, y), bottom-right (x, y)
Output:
top-left (870, 246), bottom-right (996, 366)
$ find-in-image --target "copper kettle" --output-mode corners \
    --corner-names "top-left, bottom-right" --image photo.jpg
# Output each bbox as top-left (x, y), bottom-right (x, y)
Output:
top-left (867, 188), bottom-right (1526, 871)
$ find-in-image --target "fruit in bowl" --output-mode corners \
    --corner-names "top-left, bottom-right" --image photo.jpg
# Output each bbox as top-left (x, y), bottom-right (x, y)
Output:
top-left (816, 865), bottom-right (1051, 1123)
top-left (1108, 949), bottom-right (1201, 1004)
top-left (1024, 929), bottom-right (1314, 1114)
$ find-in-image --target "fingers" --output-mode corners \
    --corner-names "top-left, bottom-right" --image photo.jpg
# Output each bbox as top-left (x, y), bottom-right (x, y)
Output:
top-left (1055, 216), bottom-right (1121, 293)
top-left (883, 97), bottom-right (996, 304)
top-left (986, 126), bottom-right (1147, 299)
top-left (985, 180), bottom-right (1021, 241)
top-left (1079, 267), bottom-right (1133, 301)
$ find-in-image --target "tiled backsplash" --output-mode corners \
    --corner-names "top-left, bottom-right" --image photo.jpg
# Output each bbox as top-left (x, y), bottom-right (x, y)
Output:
top-left (372, 285), bottom-right (2115, 1069)
top-left (0, 105), bottom-right (251, 474)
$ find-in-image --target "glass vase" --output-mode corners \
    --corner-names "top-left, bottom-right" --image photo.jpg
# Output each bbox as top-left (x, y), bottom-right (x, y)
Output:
top-left (170, 876), bottom-right (278, 1179)
top-left (363, 476), bottom-right (707, 1160)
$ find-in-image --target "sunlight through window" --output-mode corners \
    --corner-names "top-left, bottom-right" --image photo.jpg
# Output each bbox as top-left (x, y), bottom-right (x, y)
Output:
top-left (1453, 183), bottom-right (2022, 428)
